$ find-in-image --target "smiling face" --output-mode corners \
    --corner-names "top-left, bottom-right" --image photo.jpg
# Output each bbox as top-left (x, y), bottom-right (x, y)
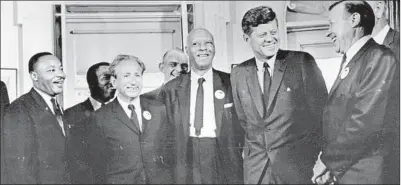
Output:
top-left (30, 55), bottom-right (66, 96)
top-left (111, 60), bottom-right (143, 102)
top-left (244, 20), bottom-right (280, 60)
top-left (327, 4), bottom-right (353, 54)
top-left (94, 65), bottom-right (115, 102)
top-left (160, 51), bottom-right (188, 82)
top-left (186, 29), bottom-right (215, 72)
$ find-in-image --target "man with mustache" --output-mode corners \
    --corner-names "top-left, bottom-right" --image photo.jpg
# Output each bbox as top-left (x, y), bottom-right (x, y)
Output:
top-left (231, 6), bottom-right (327, 184)
top-left (2, 52), bottom-right (70, 184)
top-left (86, 55), bottom-right (173, 184)
top-left (312, 1), bottom-right (397, 184)
top-left (64, 62), bottom-right (116, 184)
top-left (161, 28), bottom-right (244, 184)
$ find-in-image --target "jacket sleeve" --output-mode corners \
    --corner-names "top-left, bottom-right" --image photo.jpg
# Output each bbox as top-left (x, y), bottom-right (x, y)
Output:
top-left (2, 104), bottom-right (38, 183)
top-left (322, 49), bottom-right (396, 178)
top-left (302, 53), bottom-right (328, 151)
top-left (230, 67), bottom-right (247, 129)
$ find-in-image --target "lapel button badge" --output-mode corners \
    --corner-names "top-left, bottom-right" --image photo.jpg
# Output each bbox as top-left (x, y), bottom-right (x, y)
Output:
top-left (143, 110), bottom-right (152, 120)
top-left (215, 90), bottom-right (225, 99)
top-left (340, 67), bottom-right (349, 79)
top-left (286, 87), bottom-right (291, 92)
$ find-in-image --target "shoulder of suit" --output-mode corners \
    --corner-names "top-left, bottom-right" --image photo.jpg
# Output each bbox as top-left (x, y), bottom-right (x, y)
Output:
top-left (3, 92), bottom-right (32, 116)
top-left (64, 100), bottom-right (88, 116)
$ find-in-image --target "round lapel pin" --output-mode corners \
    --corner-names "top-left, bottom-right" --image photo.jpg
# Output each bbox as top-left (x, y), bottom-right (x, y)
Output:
top-left (143, 111), bottom-right (152, 120)
top-left (340, 67), bottom-right (349, 79)
top-left (215, 90), bottom-right (225, 100)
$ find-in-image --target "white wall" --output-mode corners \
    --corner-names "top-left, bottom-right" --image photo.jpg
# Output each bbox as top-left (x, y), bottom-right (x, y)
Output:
top-left (1, 1), bottom-right (55, 99)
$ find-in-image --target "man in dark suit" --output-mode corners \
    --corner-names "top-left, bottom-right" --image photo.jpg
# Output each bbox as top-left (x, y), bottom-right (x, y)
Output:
top-left (86, 54), bottom-right (172, 184)
top-left (64, 62), bottom-right (116, 184)
top-left (368, 1), bottom-right (400, 183)
top-left (161, 28), bottom-right (244, 184)
top-left (231, 6), bottom-right (328, 184)
top-left (2, 52), bottom-right (70, 184)
top-left (313, 1), bottom-right (397, 184)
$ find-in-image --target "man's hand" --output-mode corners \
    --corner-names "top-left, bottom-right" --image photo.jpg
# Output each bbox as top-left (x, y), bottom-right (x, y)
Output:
top-left (315, 171), bottom-right (335, 185)
top-left (312, 152), bottom-right (327, 184)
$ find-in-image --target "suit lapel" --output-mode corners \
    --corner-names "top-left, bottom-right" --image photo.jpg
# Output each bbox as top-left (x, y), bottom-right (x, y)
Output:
top-left (212, 69), bottom-right (224, 137)
top-left (82, 98), bottom-right (95, 111)
top-left (245, 58), bottom-right (264, 118)
top-left (112, 99), bottom-right (141, 135)
top-left (383, 28), bottom-right (395, 48)
top-left (328, 39), bottom-right (375, 99)
top-left (266, 50), bottom-right (288, 112)
top-left (177, 74), bottom-right (191, 142)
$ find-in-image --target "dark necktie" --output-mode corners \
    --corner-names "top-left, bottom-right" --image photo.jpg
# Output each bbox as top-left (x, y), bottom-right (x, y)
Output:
top-left (194, 77), bottom-right (205, 136)
top-left (128, 104), bottom-right (141, 132)
top-left (51, 98), bottom-right (66, 136)
top-left (263, 62), bottom-right (271, 115)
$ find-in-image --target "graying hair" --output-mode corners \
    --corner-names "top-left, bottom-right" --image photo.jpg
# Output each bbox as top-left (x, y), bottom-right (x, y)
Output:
top-left (109, 54), bottom-right (146, 77)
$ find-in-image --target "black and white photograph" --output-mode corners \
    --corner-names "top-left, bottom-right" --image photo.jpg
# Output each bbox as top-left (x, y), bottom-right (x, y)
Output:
top-left (1, 1), bottom-right (399, 184)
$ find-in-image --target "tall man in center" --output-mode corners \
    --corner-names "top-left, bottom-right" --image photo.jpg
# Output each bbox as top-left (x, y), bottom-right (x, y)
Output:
top-left (231, 6), bottom-right (328, 184)
top-left (161, 28), bottom-right (244, 184)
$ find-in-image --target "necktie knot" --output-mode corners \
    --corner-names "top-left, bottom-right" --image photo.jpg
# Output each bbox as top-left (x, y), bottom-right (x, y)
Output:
top-left (263, 62), bottom-right (270, 69)
top-left (128, 104), bottom-right (135, 111)
top-left (198, 77), bottom-right (205, 85)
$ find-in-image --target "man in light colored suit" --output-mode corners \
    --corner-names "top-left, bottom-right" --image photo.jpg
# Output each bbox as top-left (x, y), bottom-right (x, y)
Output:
top-left (312, 1), bottom-right (397, 184)
top-left (231, 6), bottom-right (327, 184)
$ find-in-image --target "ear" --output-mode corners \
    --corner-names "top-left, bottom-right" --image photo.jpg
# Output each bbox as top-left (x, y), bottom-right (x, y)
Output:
top-left (376, 1), bottom-right (385, 19)
top-left (110, 75), bottom-right (116, 89)
top-left (185, 46), bottom-right (189, 55)
top-left (158, 62), bottom-right (164, 72)
top-left (350, 13), bottom-right (361, 28)
top-left (30, 72), bottom-right (38, 81)
top-left (243, 34), bottom-right (250, 43)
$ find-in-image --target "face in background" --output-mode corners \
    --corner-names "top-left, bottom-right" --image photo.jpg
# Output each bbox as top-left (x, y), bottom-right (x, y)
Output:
top-left (244, 20), bottom-right (280, 60)
top-left (367, 1), bottom-right (386, 20)
top-left (327, 4), bottom-right (354, 54)
top-left (30, 55), bottom-right (66, 96)
top-left (186, 29), bottom-right (215, 72)
top-left (159, 50), bottom-right (189, 82)
top-left (111, 60), bottom-right (143, 102)
top-left (92, 65), bottom-right (115, 102)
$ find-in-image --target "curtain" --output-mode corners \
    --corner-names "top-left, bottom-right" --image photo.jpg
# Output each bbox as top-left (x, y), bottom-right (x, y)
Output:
top-left (388, 0), bottom-right (400, 31)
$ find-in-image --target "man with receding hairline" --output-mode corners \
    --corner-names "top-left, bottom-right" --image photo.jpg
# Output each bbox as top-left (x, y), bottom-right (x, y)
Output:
top-left (2, 52), bottom-right (70, 184)
top-left (161, 28), bottom-right (244, 184)
top-left (312, 1), bottom-right (397, 184)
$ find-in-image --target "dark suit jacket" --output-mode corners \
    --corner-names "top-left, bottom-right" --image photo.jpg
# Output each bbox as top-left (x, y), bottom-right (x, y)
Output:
top-left (2, 88), bottom-right (70, 184)
top-left (0, 81), bottom-right (10, 114)
top-left (321, 39), bottom-right (397, 183)
top-left (86, 94), bottom-right (172, 184)
top-left (160, 69), bottom-right (244, 184)
top-left (64, 98), bottom-right (95, 184)
top-left (382, 28), bottom-right (400, 184)
top-left (231, 50), bottom-right (328, 184)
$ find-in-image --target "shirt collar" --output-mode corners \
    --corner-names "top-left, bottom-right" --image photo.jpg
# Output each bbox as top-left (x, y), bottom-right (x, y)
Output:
top-left (345, 35), bottom-right (371, 61)
top-left (89, 96), bottom-right (102, 111)
top-left (116, 95), bottom-right (140, 111)
top-left (33, 87), bottom-right (57, 113)
top-left (373, 24), bottom-right (390, 45)
top-left (255, 55), bottom-right (276, 71)
top-left (191, 68), bottom-right (213, 83)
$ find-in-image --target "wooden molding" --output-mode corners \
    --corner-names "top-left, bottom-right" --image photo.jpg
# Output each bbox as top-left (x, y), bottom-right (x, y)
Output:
top-left (286, 20), bottom-right (329, 33)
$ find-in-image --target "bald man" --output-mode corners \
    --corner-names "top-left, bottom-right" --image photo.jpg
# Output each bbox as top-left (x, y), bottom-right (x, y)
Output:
top-left (160, 28), bottom-right (244, 184)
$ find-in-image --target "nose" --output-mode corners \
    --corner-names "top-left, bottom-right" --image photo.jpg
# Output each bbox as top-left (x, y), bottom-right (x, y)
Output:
top-left (264, 33), bottom-right (274, 43)
top-left (174, 64), bottom-right (182, 73)
top-left (57, 69), bottom-right (66, 79)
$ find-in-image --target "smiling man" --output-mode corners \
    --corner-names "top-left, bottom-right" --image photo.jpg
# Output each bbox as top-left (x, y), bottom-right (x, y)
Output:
top-left (161, 28), bottom-right (244, 184)
top-left (2, 52), bottom-right (70, 184)
top-left (230, 6), bottom-right (327, 184)
top-left (312, 1), bottom-right (397, 184)
top-left (85, 55), bottom-right (173, 184)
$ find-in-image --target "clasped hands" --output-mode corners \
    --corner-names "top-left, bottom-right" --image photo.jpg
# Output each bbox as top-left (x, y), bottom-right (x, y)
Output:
top-left (312, 152), bottom-right (336, 185)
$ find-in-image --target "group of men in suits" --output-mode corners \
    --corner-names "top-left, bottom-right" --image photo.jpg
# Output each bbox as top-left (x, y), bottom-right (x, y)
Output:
top-left (1, 0), bottom-right (399, 184)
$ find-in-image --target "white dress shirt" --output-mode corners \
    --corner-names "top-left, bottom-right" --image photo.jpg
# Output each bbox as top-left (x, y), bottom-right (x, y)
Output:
top-left (117, 95), bottom-right (143, 132)
top-left (89, 96), bottom-right (112, 111)
top-left (342, 35), bottom-right (372, 71)
top-left (189, 69), bottom-right (217, 138)
top-left (33, 87), bottom-right (65, 136)
top-left (373, 24), bottom-right (390, 45)
top-left (255, 55), bottom-right (276, 94)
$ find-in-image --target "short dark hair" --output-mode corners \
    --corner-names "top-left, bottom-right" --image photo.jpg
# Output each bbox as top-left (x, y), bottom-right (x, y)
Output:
top-left (28, 52), bottom-right (53, 73)
top-left (241, 6), bottom-right (277, 36)
top-left (86, 62), bottom-right (110, 90)
top-left (329, 0), bottom-right (375, 35)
